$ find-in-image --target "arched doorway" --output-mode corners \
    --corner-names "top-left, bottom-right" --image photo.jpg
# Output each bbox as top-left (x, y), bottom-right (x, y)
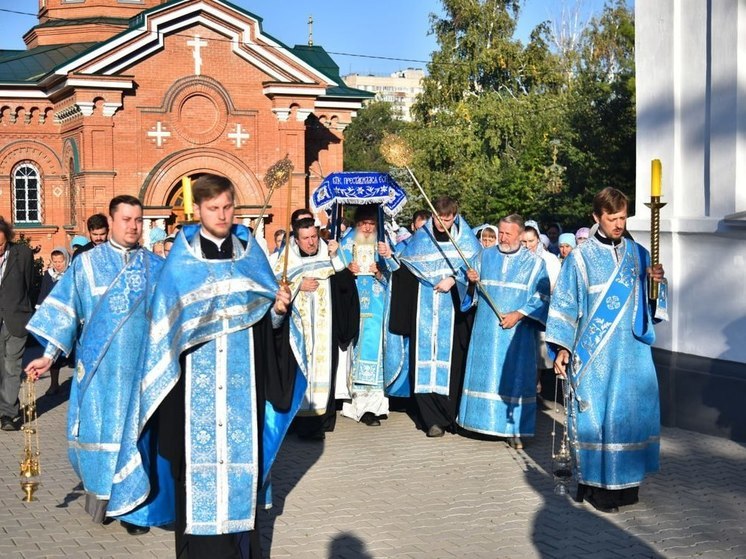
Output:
top-left (140, 149), bottom-right (268, 239)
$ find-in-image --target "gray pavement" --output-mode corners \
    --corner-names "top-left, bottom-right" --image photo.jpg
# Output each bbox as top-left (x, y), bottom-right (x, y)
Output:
top-left (1, 368), bottom-right (745, 558)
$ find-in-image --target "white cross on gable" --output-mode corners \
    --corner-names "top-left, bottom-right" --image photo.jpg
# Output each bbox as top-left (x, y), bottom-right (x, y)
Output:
top-left (187, 35), bottom-right (208, 75)
top-left (228, 124), bottom-right (251, 148)
top-left (147, 121), bottom-right (171, 147)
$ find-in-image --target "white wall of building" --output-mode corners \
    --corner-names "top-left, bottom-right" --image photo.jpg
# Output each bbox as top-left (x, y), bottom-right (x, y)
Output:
top-left (629, 0), bottom-right (746, 364)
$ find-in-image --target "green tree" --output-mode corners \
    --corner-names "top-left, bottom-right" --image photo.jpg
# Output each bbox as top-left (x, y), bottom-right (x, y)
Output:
top-left (343, 101), bottom-right (406, 172)
top-left (403, 0), bottom-right (635, 230)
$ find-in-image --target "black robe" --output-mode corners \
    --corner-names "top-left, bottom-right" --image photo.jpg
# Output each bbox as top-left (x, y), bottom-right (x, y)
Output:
top-left (157, 234), bottom-right (296, 559)
top-left (389, 229), bottom-right (475, 432)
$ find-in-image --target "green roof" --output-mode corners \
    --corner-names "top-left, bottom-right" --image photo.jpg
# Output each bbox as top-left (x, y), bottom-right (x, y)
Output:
top-left (0, 43), bottom-right (96, 83)
top-left (32, 16), bottom-right (130, 29)
top-left (291, 45), bottom-right (373, 99)
top-left (0, 0), bottom-right (372, 101)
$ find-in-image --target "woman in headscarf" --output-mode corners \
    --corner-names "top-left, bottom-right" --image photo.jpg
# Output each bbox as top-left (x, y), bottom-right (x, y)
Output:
top-left (473, 224), bottom-right (498, 249)
top-left (36, 247), bottom-right (70, 395)
top-left (558, 232), bottom-right (577, 261)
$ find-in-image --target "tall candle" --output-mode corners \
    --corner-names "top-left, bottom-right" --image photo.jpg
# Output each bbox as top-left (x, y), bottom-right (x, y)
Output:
top-left (182, 176), bottom-right (193, 216)
top-left (651, 159), bottom-right (662, 197)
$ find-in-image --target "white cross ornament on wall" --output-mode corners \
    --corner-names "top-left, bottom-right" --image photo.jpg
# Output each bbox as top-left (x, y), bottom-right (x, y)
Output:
top-left (147, 121), bottom-right (171, 147)
top-left (228, 124), bottom-right (250, 148)
top-left (187, 35), bottom-right (208, 75)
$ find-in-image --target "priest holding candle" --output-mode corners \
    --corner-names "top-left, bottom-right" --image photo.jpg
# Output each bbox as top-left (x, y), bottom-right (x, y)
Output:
top-left (545, 181), bottom-right (668, 514)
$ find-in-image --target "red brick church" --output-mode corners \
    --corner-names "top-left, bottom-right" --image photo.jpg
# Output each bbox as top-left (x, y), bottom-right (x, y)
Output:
top-left (0, 0), bottom-right (370, 255)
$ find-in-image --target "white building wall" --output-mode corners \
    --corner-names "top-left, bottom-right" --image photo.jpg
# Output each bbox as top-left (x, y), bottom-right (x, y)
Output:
top-left (630, 0), bottom-right (746, 364)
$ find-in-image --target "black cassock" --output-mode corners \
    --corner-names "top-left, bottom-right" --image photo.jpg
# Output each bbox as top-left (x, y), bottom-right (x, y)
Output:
top-left (389, 229), bottom-right (475, 433)
top-left (157, 235), bottom-right (296, 559)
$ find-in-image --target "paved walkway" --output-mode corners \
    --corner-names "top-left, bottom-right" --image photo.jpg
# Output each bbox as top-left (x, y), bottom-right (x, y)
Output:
top-left (1, 369), bottom-right (745, 558)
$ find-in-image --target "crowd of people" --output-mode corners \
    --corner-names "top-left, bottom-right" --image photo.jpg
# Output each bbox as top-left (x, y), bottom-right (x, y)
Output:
top-left (0, 177), bottom-right (667, 557)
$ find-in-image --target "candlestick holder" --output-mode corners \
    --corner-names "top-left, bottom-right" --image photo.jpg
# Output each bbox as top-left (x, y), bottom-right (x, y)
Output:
top-left (644, 196), bottom-right (667, 300)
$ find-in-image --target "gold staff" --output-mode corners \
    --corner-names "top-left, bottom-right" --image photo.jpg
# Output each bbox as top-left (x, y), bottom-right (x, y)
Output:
top-left (380, 134), bottom-right (503, 319)
top-left (257, 156), bottom-right (293, 239)
top-left (19, 378), bottom-right (41, 501)
top-left (267, 157), bottom-right (296, 285)
top-left (645, 159), bottom-right (666, 300)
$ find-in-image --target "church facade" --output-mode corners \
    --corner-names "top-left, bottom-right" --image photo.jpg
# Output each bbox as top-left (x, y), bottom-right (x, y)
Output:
top-left (631, 1), bottom-right (746, 442)
top-left (0, 0), bottom-right (371, 253)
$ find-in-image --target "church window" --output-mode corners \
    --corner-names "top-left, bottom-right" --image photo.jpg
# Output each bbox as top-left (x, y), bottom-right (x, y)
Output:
top-left (13, 162), bottom-right (43, 224)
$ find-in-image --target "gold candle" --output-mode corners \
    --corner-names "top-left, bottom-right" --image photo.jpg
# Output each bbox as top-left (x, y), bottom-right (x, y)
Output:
top-left (182, 176), bottom-right (193, 218)
top-left (651, 159), bottom-right (662, 197)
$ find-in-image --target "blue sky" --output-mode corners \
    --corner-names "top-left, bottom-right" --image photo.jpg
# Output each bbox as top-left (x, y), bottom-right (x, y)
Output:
top-left (1, 0), bottom-right (615, 75)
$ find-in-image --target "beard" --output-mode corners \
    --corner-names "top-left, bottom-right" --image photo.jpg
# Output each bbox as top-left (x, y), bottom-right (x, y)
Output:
top-left (355, 230), bottom-right (376, 244)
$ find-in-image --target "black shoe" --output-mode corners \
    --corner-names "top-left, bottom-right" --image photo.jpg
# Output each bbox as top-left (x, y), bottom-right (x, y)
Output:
top-left (426, 425), bottom-right (445, 438)
top-left (360, 412), bottom-right (381, 427)
top-left (121, 520), bottom-right (150, 536)
top-left (1, 416), bottom-right (19, 432)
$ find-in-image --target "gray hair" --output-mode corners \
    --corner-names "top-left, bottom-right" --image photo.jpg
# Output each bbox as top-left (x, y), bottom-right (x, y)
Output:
top-left (498, 213), bottom-right (525, 230)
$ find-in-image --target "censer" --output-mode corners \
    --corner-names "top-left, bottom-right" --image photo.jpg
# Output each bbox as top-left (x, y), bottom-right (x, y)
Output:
top-left (550, 376), bottom-right (573, 495)
top-left (19, 379), bottom-right (41, 502)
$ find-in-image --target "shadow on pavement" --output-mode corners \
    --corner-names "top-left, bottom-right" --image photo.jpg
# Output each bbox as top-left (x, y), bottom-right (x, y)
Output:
top-left (56, 481), bottom-right (84, 509)
top-left (258, 430), bottom-right (324, 557)
top-left (522, 410), bottom-right (666, 558)
top-left (327, 532), bottom-right (373, 559)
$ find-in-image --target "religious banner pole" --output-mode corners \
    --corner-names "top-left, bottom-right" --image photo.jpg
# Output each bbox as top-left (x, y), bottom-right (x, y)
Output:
top-left (644, 159), bottom-right (666, 300)
top-left (257, 156), bottom-right (293, 239)
top-left (380, 134), bottom-right (503, 318)
top-left (282, 163), bottom-right (295, 286)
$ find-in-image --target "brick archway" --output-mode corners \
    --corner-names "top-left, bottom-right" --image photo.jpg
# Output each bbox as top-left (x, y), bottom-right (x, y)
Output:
top-left (140, 148), bottom-right (265, 208)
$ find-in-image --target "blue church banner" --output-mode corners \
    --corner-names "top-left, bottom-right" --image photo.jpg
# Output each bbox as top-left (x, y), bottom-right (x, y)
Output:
top-left (310, 172), bottom-right (407, 216)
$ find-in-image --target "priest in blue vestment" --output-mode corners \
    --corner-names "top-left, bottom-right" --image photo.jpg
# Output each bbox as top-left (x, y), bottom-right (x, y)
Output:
top-left (25, 195), bottom-right (164, 536)
top-left (546, 187), bottom-right (667, 513)
top-left (387, 197), bottom-right (481, 437)
top-left (459, 214), bottom-right (550, 449)
top-left (334, 205), bottom-right (391, 426)
top-left (107, 175), bottom-right (304, 558)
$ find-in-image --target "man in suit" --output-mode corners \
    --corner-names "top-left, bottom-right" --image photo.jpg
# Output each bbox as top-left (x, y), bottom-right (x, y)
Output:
top-left (0, 217), bottom-right (34, 431)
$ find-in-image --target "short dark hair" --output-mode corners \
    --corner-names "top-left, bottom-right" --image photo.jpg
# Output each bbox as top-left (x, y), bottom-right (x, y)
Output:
top-left (192, 174), bottom-right (235, 205)
top-left (523, 226), bottom-right (539, 239)
top-left (109, 195), bottom-right (142, 217)
top-left (292, 217), bottom-right (316, 237)
top-left (412, 210), bottom-right (431, 224)
top-left (593, 187), bottom-right (629, 217)
top-left (86, 213), bottom-right (108, 232)
top-left (0, 217), bottom-right (14, 241)
top-left (51, 249), bottom-right (66, 258)
top-left (433, 197), bottom-right (458, 217)
top-left (291, 208), bottom-right (313, 225)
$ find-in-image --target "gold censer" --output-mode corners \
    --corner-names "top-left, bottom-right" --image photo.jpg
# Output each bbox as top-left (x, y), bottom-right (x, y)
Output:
top-left (19, 379), bottom-right (41, 502)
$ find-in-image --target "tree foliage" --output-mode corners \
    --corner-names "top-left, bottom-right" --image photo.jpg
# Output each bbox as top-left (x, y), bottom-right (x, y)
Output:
top-left (384, 0), bottom-right (637, 230)
top-left (343, 101), bottom-right (407, 172)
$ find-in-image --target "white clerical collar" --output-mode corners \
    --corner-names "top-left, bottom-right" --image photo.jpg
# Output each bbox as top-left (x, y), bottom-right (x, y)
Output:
top-left (109, 238), bottom-right (138, 253)
top-left (199, 228), bottom-right (229, 249)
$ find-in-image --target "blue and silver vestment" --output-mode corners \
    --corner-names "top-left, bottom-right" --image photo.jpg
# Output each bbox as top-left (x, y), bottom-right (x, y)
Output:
top-left (546, 236), bottom-right (664, 489)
